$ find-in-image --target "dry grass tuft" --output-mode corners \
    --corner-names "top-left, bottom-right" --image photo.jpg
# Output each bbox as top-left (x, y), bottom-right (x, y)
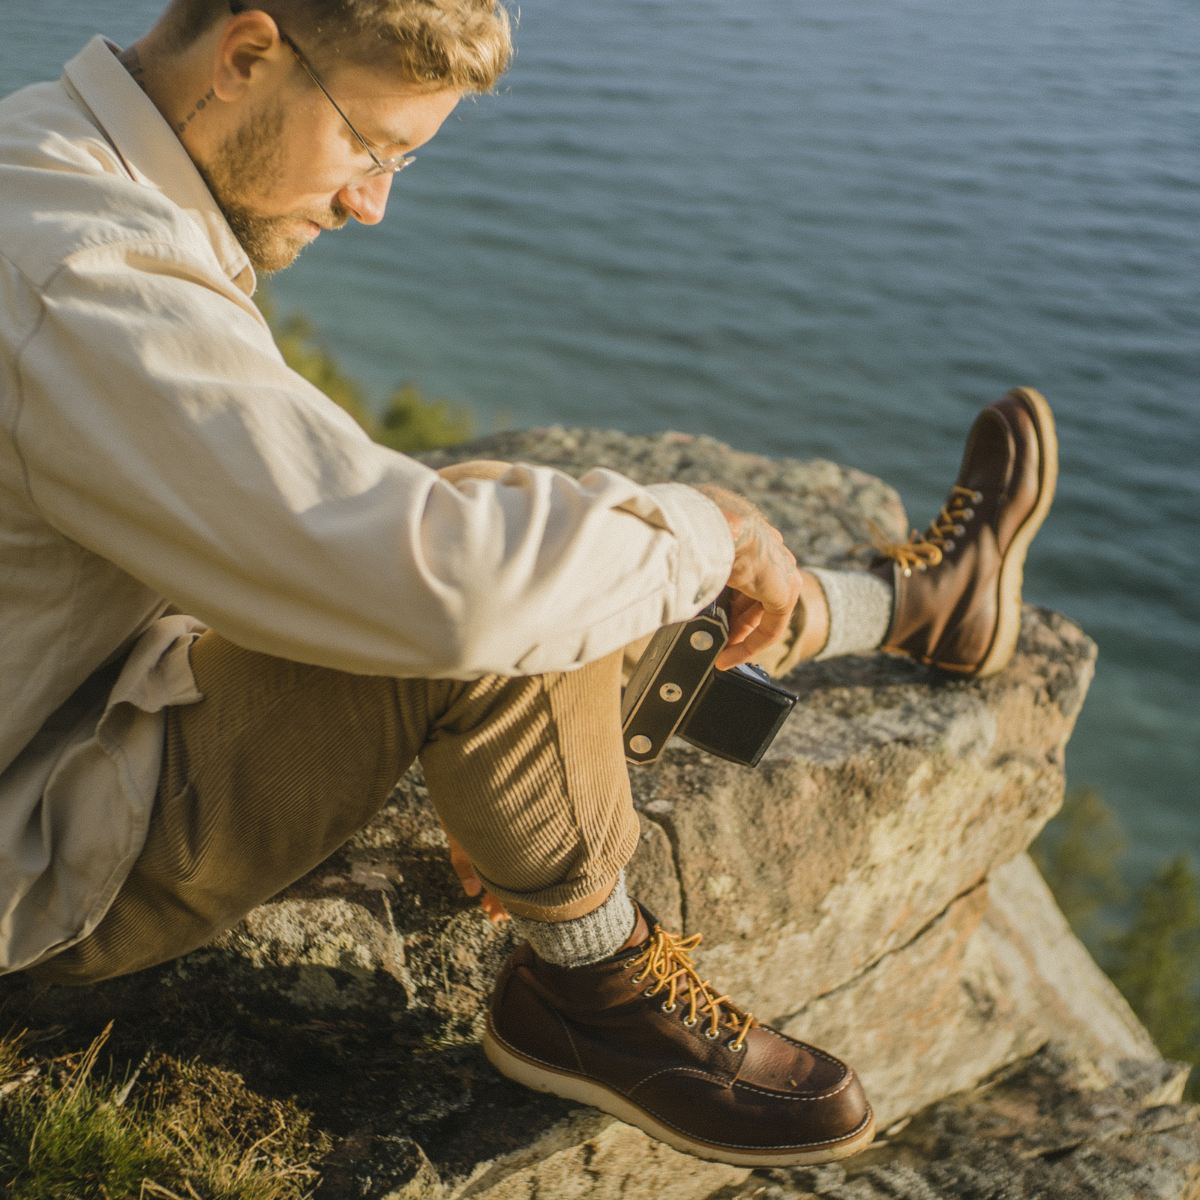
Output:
top-left (0, 1024), bottom-right (331, 1200)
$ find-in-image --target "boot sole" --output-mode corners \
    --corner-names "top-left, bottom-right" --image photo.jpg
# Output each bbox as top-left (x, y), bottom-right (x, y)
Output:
top-left (483, 1019), bottom-right (877, 1168)
top-left (935, 386), bottom-right (1059, 678)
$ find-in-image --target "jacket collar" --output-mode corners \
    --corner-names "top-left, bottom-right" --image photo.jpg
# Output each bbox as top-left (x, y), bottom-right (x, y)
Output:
top-left (62, 36), bottom-right (256, 295)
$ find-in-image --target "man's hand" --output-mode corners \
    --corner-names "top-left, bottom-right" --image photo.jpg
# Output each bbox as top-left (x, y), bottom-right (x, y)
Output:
top-left (442, 822), bottom-right (510, 924)
top-left (695, 484), bottom-right (801, 670)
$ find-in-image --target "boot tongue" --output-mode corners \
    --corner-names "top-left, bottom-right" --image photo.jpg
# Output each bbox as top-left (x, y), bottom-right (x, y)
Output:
top-left (618, 905), bottom-right (651, 953)
top-left (960, 405), bottom-right (1016, 496)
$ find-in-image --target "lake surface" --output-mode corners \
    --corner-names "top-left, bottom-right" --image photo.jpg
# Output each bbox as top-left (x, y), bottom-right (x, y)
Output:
top-left (4, 0), bottom-right (1197, 882)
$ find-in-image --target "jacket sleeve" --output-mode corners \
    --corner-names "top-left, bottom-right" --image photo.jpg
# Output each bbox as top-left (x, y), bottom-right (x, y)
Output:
top-left (15, 240), bottom-right (733, 679)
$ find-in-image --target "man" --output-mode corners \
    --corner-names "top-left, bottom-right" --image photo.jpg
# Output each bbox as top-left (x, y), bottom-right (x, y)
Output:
top-left (0, 0), bottom-right (1056, 1169)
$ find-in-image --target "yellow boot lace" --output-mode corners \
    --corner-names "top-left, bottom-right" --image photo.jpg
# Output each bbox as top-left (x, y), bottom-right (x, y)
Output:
top-left (628, 926), bottom-right (756, 1052)
top-left (869, 485), bottom-right (983, 577)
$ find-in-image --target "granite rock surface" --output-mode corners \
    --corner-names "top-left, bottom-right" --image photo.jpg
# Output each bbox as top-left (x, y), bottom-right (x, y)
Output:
top-left (709, 1048), bottom-right (1200, 1200)
top-left (2, 429), bottom-right (1194, 1199)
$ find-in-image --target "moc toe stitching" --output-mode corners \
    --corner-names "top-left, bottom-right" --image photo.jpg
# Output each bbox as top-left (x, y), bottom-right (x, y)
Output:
top-left (631, 1075), bottom-right (875, 1151)
top-left (627, 1065), bottom-right (732, 1097)
top-left (731, 1073), bottom-right (858, 1102)
top-left (758, 1025), bottom-right (849, 1069)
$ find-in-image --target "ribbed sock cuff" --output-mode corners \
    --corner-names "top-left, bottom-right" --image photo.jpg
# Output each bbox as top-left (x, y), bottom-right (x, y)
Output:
top-left (509, 872), bottom-right (637, 967)
top-left (808, 567), bottom-right (894, 660)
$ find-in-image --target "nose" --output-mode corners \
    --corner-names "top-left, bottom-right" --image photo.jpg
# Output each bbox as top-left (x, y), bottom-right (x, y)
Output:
top-left (337, 172), bottom-right (394, 226)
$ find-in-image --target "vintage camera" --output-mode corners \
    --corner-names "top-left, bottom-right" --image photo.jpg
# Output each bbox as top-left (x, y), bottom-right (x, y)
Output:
top-left (620, 598), bottom-right (798, 767)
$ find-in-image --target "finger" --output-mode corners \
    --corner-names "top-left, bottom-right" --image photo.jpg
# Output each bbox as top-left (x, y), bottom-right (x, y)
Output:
top-left (714, 644), bottom-right (747, 670)
top-left (722, 594), bottom-right (759, 646)
top-left (719, 587), bottom-right (786, 663)
top-left (728, 590), bottom-right (758, 621)
top-left (447, 841), bottom-right (484, 897)
top-left (718, 613), bottom-right (765, 667)
top-left (724, 578), bottom-right (792, 637)
top-left (717, 621), bottom-right (786, 668)
top-left (481, 893), bottom-right (511, 924)
top-left (726, 604), bottom-right (764, 647)
top-left (719, 576), bottom-right (800, 667)
top-left (731, 607), bottom-right (794, 662)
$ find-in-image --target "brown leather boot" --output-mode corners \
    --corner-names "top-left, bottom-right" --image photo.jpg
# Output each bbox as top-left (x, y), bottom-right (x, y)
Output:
top-left (483, 907), bottom-right (875, 1167)
top-left (872, 387), bottom-right (1058, 677)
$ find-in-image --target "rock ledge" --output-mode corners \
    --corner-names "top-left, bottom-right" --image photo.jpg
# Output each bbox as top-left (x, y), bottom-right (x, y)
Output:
top-left (3, 428), bottom-right (1195, 1199)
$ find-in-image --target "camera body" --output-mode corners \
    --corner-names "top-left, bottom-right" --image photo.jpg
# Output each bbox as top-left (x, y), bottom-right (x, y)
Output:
top-left (620, 600), bottom-right (798, 767)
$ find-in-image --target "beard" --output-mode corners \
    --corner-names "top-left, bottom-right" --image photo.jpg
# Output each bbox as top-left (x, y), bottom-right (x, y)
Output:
top-left (197, 101), bottom-right (348, 274)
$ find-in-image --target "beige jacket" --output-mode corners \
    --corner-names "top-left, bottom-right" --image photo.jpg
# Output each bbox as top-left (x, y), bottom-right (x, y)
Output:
top-left (0, 38), bottom-right (733, 973)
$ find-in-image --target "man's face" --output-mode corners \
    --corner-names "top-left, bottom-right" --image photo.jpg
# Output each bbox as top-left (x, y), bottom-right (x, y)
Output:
top-left (198, 59), bottom-right (461, 273)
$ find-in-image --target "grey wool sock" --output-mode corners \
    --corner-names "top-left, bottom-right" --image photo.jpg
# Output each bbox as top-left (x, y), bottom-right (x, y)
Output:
top-left (509, 872), bottom-right (638, 967)
top-left (807, 567), bottom-right (894, 660)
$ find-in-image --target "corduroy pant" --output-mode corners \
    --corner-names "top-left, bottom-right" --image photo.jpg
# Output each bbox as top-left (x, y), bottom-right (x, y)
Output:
top-left (31, 462), bottom-right (811, 987)
top-left (33, 628), bottom-right (641, 985)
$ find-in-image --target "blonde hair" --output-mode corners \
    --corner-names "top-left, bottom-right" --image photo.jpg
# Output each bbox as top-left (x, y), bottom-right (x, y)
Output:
top-left (163, 0), bottom-right (513, 92)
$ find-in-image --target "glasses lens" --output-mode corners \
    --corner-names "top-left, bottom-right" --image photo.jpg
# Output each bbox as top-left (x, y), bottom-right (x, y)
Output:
top-left (368, 154), bottom-right (416, 178)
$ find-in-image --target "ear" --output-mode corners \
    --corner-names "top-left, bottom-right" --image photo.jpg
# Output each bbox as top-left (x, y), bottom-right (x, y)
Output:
top-left (211, 9), bottom-right (288, 102)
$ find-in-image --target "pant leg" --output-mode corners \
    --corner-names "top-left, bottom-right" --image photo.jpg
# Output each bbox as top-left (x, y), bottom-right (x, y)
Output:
top-left (32, 632), bottom-right (638, 985)
top-left (420, 645), bottom-right (635, 920)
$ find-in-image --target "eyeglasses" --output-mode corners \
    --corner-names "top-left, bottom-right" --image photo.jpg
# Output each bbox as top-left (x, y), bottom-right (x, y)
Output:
top-left (228, 2), bottom-right (416, 178)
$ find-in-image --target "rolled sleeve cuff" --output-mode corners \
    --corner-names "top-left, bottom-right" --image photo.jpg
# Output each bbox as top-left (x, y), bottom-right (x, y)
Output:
top-left (644, 482), bottom-right (734, 614)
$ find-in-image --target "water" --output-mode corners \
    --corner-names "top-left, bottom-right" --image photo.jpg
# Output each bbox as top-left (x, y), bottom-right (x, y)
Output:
top-left (4, 1), bottom-right (1198, 882)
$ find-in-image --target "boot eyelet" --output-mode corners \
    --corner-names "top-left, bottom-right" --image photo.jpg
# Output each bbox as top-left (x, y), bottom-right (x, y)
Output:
top-left (729, 1040), bottom-right (745, 1053)
top-left (972, 490), bottom-right (983, 504)
top-left (902, 567), bottom-right (912, 578)
top-left (704, 1028), bottom-right (720, 1041)
top-left (954, 524), bottom-right (966, 536)
top-left (682, 1016), bottom-right (698, 1028)
top-left (643, 987), bottom-right (658, 998)
top-left (916, 562), bottom-right (928, 572)
top-left (942, 540), bottom-right (955, 553)
top-left (661, 1001), bottom-right (677, 1014)
top-left (630, 972), bottom-right (645, 984)
top-left (961, 508), bottom-right (975, 521)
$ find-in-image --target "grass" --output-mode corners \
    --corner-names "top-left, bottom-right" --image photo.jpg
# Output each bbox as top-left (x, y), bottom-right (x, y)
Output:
top-left (0, 1024), bottom-right (330, 1200)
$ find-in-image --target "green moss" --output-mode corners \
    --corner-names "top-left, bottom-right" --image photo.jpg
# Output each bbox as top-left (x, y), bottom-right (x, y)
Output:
top-left (376, 384), bottom-right (474, 454)
top-left (258, 289), bottom-right (474, 453)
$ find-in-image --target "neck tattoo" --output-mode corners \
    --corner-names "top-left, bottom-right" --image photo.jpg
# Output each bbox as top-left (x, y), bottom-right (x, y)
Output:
top-left (175, 88), bottom-right (219, 137)
top-left (118, 45), bottom-right (216, 139)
